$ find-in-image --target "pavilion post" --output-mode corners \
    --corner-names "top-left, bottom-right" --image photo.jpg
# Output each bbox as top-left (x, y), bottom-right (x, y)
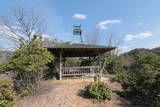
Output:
top-left (59, 51), bottom-right (62, 80)
top-left (99, 53), bottom-right (102, 81)
top-left (64, 57), bottom-right (66, 67)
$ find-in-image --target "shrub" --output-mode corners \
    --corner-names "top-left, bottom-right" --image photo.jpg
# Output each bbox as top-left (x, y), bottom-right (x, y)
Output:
top-left (112, 73), bottom-right (123, 83)
top-left (0, 40), bottom-right (54, 95)
top-left (121, 54), bottom-right (160, 106)
top-left (85, 82), bottom-right (112, 100)
top-left (105, 55), bottom-right (124, 74)
top-left (112, 70), bottom-right (128, 83)
top-left (0, 80), bottom-right (16, 107)
top-left (94, 75), bottom-right (100, 83)
top-left (21, 89), bottom-right (29, 97)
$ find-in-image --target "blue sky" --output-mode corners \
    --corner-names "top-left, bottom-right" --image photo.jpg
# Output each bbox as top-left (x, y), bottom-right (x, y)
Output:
top-left (0, 0), bottom-right (160, 52)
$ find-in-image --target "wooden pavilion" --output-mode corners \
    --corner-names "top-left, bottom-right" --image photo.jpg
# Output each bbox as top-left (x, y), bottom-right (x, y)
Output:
top-left (44, 43), bottom-right (116, 80)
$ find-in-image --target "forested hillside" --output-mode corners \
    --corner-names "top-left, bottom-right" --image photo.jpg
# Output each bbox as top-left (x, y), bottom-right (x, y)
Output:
top-left (121, 47), bottom-right (160, 64)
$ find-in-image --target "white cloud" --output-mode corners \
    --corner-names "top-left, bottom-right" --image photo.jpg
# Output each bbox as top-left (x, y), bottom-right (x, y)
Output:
top-left (116, 46), bottom-right (129, 55)
top-left (73, 13), bottom-right (87, 19)
top-left (124, 31), bottom-right (153, 41)
top-left (97, 19), bottom-right (121, 30)
top-left (41, 34), bottom-right (50, 41)
top-left (41, 34), bottom-right (49, 39)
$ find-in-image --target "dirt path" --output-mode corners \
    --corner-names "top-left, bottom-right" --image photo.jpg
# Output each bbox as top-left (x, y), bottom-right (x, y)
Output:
top-left (14, 77), bottom-right (131, 107)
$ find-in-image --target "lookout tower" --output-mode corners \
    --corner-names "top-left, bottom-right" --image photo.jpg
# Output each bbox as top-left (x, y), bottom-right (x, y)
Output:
top-left (73, 25), bottom-right (83, 43)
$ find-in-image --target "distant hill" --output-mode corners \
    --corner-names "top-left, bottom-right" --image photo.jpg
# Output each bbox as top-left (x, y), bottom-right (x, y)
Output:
top-left (151, 47), bottom-right (160, 55)
top-left (0, 51), bottom-right (12, 64)
top-left (121, 47), bottom-right (160, 65)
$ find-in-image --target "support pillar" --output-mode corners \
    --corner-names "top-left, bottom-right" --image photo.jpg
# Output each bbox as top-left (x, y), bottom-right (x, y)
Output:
top-left (64, 57), bottom-right (66, 67)
top-left (59, 52), bottom-right (62, 80)
top-left (98, 53), bottom-right (102, 81)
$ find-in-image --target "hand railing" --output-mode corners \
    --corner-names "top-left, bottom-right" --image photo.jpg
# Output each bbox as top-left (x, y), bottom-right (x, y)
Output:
top-left (62, 66), bottom-right (100, 76)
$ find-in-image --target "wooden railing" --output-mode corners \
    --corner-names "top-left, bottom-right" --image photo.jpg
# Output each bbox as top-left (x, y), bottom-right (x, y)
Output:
top-left (62, 66), bottom-right (100, 76)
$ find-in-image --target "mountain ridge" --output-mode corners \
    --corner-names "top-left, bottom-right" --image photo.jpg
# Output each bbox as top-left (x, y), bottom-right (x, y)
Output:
top-left (121, 47), bottom-right (160, 64)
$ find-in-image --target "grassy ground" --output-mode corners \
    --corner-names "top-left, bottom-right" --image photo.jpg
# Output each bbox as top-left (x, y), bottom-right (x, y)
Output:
top-left (13, 76), bottom-right (132, 107)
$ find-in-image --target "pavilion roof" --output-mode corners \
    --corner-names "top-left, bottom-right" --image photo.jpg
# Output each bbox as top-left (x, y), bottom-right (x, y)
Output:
top-left (44, 43), bottom-right (116, 57)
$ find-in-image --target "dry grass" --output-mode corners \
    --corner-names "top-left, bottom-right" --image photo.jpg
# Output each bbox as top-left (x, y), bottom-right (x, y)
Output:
top-left (0, 74), bottom-right (11, 80)
top-left (13, 77), bottom-right (131, 107)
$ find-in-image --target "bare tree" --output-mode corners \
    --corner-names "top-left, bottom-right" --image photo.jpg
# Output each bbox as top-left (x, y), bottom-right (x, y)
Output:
top-left (100, 33), bottom-right (124, 74)
top-left (86, 29), bottom-right (101, 45)
top-left (106, 32), bottom-right (124, 55)
top-left (0, 7), bottom-right (45, 49)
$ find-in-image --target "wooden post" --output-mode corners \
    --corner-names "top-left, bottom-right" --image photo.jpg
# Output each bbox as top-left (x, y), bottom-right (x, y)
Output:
top-left (99, 53), bottom-right (102, 81)
top-left (59, 52), bottom-right (62, 80)
top-left (64, 57), bottom-right (66, 67)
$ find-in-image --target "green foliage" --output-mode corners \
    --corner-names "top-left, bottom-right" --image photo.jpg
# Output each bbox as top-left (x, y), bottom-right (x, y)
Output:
top-left (0, 80), bottom-right (16, 107)
top-left (121, 54), bottom-right (160, 106)
top-left (85, 82), bottom-right (112, 100)
top-left (112, 67), bottom-right (129, 83)
top-left (104, 54), bottom-right (124, 74)
top-left (80, 57), bottom-right (96, 66)
top-left (0, 65), bottom-right (8, 74)
top-left (21, 89), bottom-right (29, 97)
top-left (7, 41), bottom-right (54, 72)
top-left (0, 40), bottom-right (54, 94)
top-left (65, 57), bottom-right (81, 67)
top-left (94, 75), bottom-right (100, 83)
top-left (112, 72), bottom-right (125, 83)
